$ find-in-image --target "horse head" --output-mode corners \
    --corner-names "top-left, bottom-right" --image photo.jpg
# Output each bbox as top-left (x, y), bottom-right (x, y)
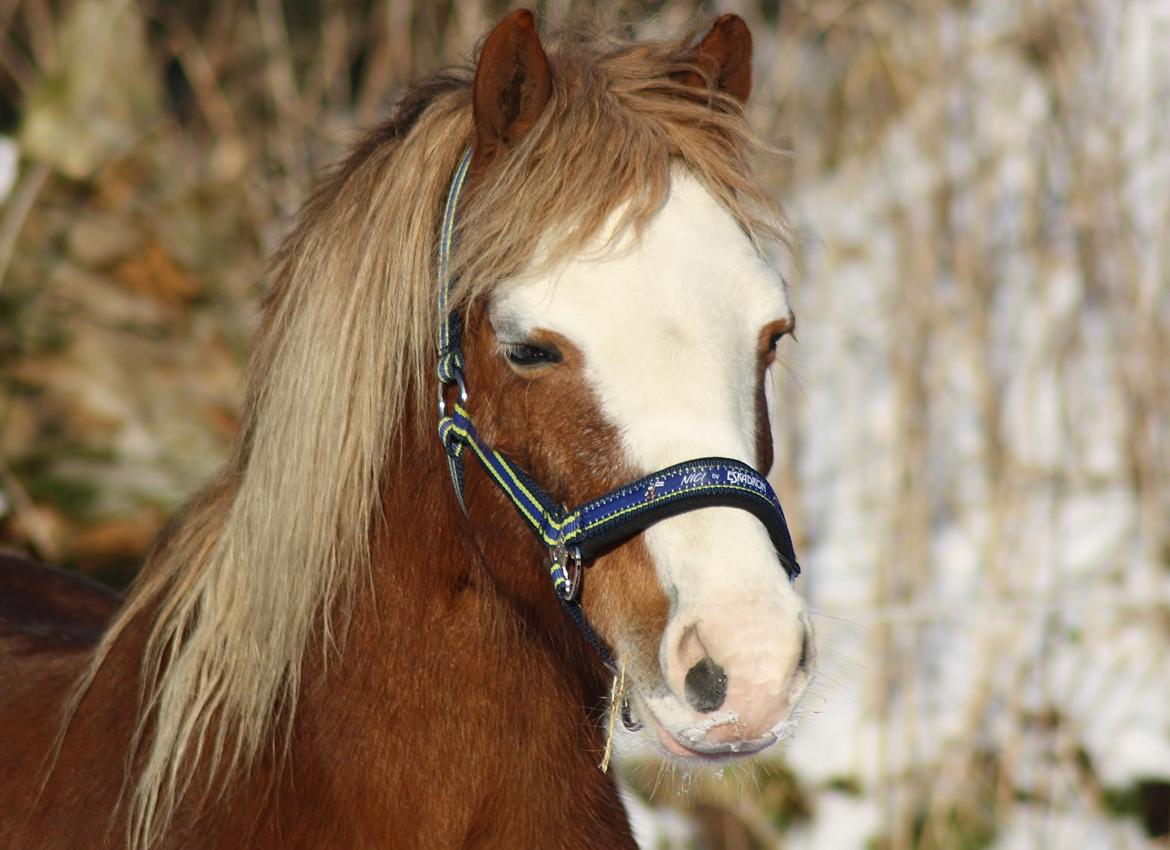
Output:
top-left (451, 10), bottom-right (813, 762)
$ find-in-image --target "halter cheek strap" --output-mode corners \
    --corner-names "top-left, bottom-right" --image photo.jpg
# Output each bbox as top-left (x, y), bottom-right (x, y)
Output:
top-left (435, 148), bottom-right (800, 672)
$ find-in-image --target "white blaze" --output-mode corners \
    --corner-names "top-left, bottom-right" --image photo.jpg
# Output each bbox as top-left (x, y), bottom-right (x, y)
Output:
top-left (493, 171), bottom-right (808, 748)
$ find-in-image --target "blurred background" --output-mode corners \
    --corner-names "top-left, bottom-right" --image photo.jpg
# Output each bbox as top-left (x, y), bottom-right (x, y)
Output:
top-left (1, 0), bottom-right (1167, 847)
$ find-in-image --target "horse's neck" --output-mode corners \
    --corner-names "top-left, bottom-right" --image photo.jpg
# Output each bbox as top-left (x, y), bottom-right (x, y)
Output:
top-left (24, 425), bottom-right (636, 849)
top-left (282, 428), bottom-right (636, 849)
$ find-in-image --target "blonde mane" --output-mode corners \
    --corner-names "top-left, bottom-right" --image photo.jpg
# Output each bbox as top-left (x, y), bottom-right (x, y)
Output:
top-left (75, 24), bottom-right (783, 849)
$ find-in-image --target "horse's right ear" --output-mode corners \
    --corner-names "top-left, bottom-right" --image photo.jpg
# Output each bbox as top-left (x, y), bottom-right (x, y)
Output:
top-left (473, 9), bottom-right (551, 168)
top-left (675, 14), bottom-right (753, 104)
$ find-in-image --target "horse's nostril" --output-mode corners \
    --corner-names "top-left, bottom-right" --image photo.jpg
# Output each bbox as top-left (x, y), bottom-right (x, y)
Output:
top-left (684, 656), bottom-right (728, 713)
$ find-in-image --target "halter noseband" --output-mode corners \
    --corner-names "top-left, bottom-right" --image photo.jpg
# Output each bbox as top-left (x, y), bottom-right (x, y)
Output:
top-left (435, 149), bottom-right (800, 673)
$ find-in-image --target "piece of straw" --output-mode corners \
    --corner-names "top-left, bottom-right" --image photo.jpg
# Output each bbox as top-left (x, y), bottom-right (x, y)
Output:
top-left (599, 660), bottom-right (627, 773)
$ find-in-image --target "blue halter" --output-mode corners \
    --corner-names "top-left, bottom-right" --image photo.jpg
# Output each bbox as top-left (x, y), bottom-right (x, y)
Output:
top-left (435, 149), bottom-right (800, 672)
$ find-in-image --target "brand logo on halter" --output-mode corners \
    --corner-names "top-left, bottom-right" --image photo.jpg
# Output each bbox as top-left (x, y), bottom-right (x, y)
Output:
top-left (725, 467), bottom-right (767, 493)
top-left (644, 477), bottom-right (667, 500)
top-left (680, 470), bottom-right (710, 488)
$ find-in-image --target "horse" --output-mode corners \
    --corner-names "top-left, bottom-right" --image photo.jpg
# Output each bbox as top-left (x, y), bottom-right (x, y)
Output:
top-left (0, 10), bottom-right (813, 849)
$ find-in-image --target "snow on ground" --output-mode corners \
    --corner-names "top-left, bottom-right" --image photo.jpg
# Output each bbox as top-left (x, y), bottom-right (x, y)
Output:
top-left (0, 137), bottom-right (17, 204)
top-left (628, 1), bottom-right (1169, 846)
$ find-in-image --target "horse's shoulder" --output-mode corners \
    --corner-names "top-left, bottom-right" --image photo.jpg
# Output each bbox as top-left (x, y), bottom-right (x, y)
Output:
top-left (0, 551), bottom-right (122, 656)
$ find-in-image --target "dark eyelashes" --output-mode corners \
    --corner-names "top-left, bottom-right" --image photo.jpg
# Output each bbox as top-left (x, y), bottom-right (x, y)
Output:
top-left (502, 342), bottom-right (563, 368)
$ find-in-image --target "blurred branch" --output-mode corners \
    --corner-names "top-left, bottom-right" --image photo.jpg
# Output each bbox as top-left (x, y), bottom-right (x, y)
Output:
top-left (0, 462), bottom-right (59, 562)
top-left (160, 12), bottom-right (243, 145)
top-left (254, 0), bottom-right (309, 209)
top-left (0, 159), bottom-right (48, 293)
top-left (20, 0), bottom-right (57, 73)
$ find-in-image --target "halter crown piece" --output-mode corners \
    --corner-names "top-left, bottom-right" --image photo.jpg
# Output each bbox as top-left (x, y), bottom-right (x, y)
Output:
top-left (435, 148), bottom-right (800, 673)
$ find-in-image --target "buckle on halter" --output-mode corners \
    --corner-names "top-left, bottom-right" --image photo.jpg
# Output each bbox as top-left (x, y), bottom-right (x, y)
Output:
top-left (437, 366), bottom-right (468, 418)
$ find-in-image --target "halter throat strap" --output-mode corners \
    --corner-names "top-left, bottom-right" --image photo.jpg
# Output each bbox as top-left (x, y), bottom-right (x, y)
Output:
top-left (434, 148), bottom-right (800, 673)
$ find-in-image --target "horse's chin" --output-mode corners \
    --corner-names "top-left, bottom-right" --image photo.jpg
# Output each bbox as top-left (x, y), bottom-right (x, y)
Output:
top-left (619, 690), bottom-right (784, 765)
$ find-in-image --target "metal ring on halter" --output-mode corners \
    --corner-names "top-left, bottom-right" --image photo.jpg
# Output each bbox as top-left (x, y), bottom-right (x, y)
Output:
top-left (560, 546), bottom-right (583, 602)
top-left (437, 366), bottom-right (469, 418)
top-left (551, 540), bottom-right (584, 602)
top-left (566, 547), bottom-right (582, 601)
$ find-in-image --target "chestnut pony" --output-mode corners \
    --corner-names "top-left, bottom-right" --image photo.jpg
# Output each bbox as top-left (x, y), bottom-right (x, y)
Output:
top-left (0, 11), bottom-right (812, 849)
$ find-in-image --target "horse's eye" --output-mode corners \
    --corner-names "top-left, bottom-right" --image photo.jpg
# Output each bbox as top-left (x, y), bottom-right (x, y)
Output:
top-left (503, 342), bottom-right (562, 368)
top-left (766, 316), bottom-right (796, 355)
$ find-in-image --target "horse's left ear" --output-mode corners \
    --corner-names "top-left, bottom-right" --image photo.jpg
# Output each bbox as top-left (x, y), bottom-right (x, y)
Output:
top-left (473, 9), bottom-right (552, 167)
top-left (676, 13), bottom-right (753, 104)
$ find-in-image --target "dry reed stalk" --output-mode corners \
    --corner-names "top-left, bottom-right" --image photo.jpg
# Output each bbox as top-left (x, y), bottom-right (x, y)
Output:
top-left (0, 159), bottom-right (48, 291)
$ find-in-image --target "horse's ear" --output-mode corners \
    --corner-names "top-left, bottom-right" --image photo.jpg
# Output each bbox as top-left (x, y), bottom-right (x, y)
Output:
top-left (473, 9), bottom-right (552, 167)
top-left (676, 13), bottom-right (753, 104)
